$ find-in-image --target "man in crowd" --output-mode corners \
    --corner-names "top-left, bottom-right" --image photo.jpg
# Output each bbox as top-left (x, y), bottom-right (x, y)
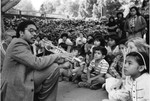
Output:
top-left (1, 20), bottom-right (71, 101)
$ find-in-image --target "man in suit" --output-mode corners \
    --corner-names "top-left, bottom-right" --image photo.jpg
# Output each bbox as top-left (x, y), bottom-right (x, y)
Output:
top-left (1, 20), bottom-right (70, 101)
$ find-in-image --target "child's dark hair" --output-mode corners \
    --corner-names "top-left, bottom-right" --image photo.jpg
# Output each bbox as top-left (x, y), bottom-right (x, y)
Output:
top-left (126, 52), bottom-right (149, 73)
top-left (116, 12), bottom-right (124, 18)
top-left (94, 37), bottom-right (106, 47)
top-left (93, 46), bottom-right (107, 56)
top-left (87, 39), bottom-right (94, 44)
top-left (60, 32), bottom-right (68, 38)
top-left (16, 20), bottom-right (37, 38)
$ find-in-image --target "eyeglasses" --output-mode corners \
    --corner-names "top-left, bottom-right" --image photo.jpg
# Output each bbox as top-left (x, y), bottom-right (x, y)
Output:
top-left (25, 28), bottom-right (37, 36)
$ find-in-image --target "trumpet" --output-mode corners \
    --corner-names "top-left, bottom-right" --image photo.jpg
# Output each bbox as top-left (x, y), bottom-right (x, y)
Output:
top-left (44, 41), bottom-right (67, 54)
top-left (44, 42), bottom-right (82, 63)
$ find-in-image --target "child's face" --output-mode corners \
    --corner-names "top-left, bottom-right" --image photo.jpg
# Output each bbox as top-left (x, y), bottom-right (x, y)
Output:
top-left (62, 36), bottom-right (67, 41)
top-left (124, 56), bottom-right (140, 77)
top-left (94, 50), bottom-right (104, 60)
top-left (110, 18), bottom-right (114, 22)
top-left (94, 40), bottom-right (100, 46)
top-left (108, 38), bottom-right (116, 47)
top-left (119, 44), bottom-right (126, 53)
top-left (44, 37), bottom-right (48, 41)
top-left (118, 14), bottom-right (123, 18)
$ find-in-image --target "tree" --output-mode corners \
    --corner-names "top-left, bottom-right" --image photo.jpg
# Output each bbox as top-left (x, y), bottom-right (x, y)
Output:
top-left (40, 1), bottom-right (56, 15)
top-left (14, 0), bottom-right (36, 15)
top-left (105, 0), bottom-right (122, 16)
top-left (66, 1), bottom-right (79, 17)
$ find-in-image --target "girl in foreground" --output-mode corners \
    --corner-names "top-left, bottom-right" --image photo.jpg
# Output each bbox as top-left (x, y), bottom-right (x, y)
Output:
top-left (103, 51), bottom-right (150, 101)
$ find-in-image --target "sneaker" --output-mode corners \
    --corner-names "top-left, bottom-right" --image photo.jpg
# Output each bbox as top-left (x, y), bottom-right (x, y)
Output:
top-left (78, 82), bottom-right (90, 88)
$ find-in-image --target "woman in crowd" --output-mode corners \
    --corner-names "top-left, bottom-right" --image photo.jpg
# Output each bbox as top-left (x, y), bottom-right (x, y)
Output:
top-left (106, 16), bottom-right (118, 35)
top-left (58, 32), bottom-right (73, 52)
top-left (124, 6), bottom-right (147, 39)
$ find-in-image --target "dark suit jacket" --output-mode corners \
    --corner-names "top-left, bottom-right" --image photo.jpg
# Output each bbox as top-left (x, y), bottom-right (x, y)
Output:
top-left (1, 38), bottom-right (59, 101)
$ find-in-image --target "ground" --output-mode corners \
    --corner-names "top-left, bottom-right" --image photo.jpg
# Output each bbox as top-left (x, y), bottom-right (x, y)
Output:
top-left (57, 81), bottom-right (108, 101)
top-left (0, 73), bottom-right (108, 101)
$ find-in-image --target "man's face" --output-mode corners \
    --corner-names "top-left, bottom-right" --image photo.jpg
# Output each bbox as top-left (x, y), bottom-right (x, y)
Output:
top-left (22, 24), bottom-right (37, 44)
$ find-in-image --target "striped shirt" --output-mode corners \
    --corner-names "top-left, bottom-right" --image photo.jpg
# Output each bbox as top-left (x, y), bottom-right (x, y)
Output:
top-left (124, 73), bottom-right (150, 101)
top-left (88, 59), bottom-right (109, 74)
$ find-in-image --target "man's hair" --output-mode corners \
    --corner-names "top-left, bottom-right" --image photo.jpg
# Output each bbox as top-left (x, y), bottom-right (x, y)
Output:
top-left (93, 46), bottom-right (107, 56)
top-left (16, 20), bottom-right (36, 38)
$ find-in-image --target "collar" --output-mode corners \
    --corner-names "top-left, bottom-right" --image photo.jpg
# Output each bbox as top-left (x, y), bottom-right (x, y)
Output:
top-left (129, 73), bottom-right (148, 82)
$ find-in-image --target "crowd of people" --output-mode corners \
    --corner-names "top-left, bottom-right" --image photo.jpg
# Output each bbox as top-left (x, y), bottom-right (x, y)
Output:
top-left (1, 0), bottom-right (150, 101)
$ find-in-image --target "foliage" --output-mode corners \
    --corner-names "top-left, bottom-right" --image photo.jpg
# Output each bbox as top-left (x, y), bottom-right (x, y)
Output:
top-left (66, 1), bottom-right (80, 17)
top-left (14, 0), bottom-right (36, 15)
top-left (105, 0), bottom-right (122, 16)
top-left (40, 1), bottom-right (55, 14)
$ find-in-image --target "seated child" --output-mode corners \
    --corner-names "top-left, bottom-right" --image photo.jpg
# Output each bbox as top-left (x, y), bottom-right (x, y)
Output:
top-left (103, 51), bottom-right (150, 101)
top-left (59, 46), bottom-right (86, 82)
top-left (90, 37), bottom-right (106, 59)
top-left (106, 39), bottom-right (127, 79)
top-left (123, 51), bottom-right (150, 101)
top-left (78, 46), bottom-right (109, 90)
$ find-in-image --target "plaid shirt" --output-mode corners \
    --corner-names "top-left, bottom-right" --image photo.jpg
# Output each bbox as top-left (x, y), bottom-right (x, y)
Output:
top-left (108, 53), bottom-right (124, 78)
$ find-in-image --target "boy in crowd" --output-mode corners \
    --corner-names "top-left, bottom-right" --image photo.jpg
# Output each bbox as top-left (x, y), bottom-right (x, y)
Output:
top-left (78, 46), bottom-right (109, 90)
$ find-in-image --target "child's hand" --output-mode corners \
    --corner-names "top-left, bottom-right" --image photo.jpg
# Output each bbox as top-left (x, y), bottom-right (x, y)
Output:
top-left (122, 48), bottom-right (130, 58)
top-left (87, 79), bottom-right (92, 84)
